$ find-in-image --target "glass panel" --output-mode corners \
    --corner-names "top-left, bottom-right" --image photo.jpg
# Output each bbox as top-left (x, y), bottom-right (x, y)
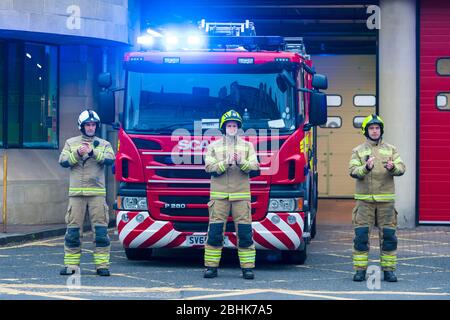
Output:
top-left (437, 58), bottom-right (450, 76)
top-left (7, 43), bottom-right (21, 147)
top-left (326, 95), bottom-right (342, 107)
top-left (0, 41), bottom-right (4, 147)
top-left (353, 116), bottom-right (366, 128)
top-left (23, 43), bottom-right (58, 148)
top-left (436, 93), bottom-right (450, 110)
top-left (319, 116), bottom-right (342, 128)
top-left (354, 95), bottom-right (376, 107)
top-left (125, 71), bottom-right (296, 134)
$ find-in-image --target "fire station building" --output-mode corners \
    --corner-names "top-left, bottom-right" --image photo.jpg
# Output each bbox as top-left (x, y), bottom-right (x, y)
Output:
top-left (0, 0), bottom-right (141, 224)
top-left (0, 0), bottom-right (449, 227)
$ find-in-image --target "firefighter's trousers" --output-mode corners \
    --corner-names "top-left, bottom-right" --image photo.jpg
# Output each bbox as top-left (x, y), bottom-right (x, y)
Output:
top-left (64, 196), bottom-right (110, 270)
top-left (204, 199), bottom-right (256, 269)
top-left (352, 200), bottom-right (398, 271)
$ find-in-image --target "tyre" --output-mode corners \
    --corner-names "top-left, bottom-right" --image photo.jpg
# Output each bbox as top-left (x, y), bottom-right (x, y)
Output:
top-left (124, 248), bottom-right (153, 261)
top-left (282, 243), bottom-right (307, 265)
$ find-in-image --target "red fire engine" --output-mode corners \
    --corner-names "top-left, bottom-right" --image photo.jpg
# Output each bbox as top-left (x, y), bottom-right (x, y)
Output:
top-left (98, 20), bottom-right (328, 264)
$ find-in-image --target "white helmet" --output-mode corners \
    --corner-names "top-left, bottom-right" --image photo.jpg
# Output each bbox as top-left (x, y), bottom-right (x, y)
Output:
top-left (78, 110), bottom-right (101, 133)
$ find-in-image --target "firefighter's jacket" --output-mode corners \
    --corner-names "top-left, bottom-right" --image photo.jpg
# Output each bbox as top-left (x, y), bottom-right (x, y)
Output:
top-left (205, 135), bottom-right (259, 201)
top-left (59, 135), bottom-right (115, 197)
top-left (349, 139), bottom-right (405, 202)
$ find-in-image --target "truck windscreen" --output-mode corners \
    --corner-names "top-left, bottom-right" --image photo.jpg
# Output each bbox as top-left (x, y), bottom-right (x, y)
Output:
top-left (124, 71), bottom-right (296, 135)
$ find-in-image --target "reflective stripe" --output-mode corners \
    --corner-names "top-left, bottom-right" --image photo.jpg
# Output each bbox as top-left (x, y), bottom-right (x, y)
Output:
top-left (69, 152), bottom-right (78, 165)
top-left (393, 157), bottom-right (403, 164)
top-left (229, 192), bottom-right (250, 199)
top-left (241, 161), bottom-right (250, 171)
top-left (358, 150), bottom-right (371, 157)
top-left (96, 151), bottom-right (105, 162)
top-left (93, 253), bottom-right (110, 265)
top-left (357, 167), bottom-right (367, 176)
top-left (354, 194), bottom-right (372, 200)
top-left (350, 159), bottom-right (362, 166)
top-left (374, 194), bottom-right (395, 201)
top-left (353, 253), bottom-right (369, 267)
top-left (238, 251), bottom-right (255, 263)
top-left (69, 188), bottom-right (105, 191)
top-left (205, 248), bottom-right (222, 262)
top-left (218, 162), bottom-right (226, 173)
top-left (381, 254), bottom-right (396, 267)
top-left (64, 253), bottom-right (81, 265)
top-left (354, 194), bottom-right (395, 201)
top-left (210, 192), bottom-right (251, 199)
top-left (210, 191), bottom-right (229, 198)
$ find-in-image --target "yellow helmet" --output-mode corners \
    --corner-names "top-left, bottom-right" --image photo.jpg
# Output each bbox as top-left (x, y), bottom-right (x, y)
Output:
top-left (219, 109), bottom-right (243, 131)
top-left (361, 114), bottom-right (384, 138)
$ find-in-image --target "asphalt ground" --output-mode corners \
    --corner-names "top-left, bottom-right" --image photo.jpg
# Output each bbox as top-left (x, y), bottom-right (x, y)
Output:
top-left (1, 224), bottom-right (450, 301)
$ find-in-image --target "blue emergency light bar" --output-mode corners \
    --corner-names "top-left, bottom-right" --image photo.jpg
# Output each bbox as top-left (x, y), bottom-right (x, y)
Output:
top-left (136, 20), bottom-right (306, 54)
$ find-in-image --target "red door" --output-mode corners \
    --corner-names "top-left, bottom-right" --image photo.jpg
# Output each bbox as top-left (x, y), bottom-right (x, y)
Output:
top-left (419, 0), bottom-right (450, 223)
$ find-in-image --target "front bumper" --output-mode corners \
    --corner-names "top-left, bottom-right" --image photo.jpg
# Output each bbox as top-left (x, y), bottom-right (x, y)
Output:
top-left (116, 211), bottom-right (305, 250)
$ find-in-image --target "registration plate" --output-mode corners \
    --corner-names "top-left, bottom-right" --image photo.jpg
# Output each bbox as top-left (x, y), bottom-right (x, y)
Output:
top-left (187, 235), bottom-right (230, 246)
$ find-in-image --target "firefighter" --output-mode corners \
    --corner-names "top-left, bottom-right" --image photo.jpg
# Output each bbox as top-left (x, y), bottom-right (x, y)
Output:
top-left (348, 114), bottom-right (405, 282)
top-left (203, 110), bottom-right (259, 280)
top-left (58, 110), bottom-right (115, 277)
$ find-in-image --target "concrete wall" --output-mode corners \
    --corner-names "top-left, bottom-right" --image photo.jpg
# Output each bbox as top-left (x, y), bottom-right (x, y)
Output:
top-left (0, 0), bottom-right (130, 44)
top-left (0, 0), bottom-right (140, 225)
top-left (379, 0), bottom-right (416, 228)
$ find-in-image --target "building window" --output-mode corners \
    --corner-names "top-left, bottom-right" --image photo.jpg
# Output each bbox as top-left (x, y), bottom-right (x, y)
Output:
top-left (437, 58), bottom-right (450, 76)
top-left (0, 41), bottom-right (4, 148)
top-left (436, 93), bottom-right (450, 110)
top-left (320, 116), bottom-right (342, 128)
top-left (354, 95), bottom-right (376, 107)
top-left (326, 94), bottom-right (342, 107)
top-left (353, 116), bottom-right (366, 128)
top-left (1, 41), bottom-right (58, 148)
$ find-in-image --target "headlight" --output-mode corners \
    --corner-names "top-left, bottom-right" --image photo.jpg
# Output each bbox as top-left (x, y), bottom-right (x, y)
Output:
top-left (119, 197), bottom-right (148, 210)
top-left (268, 198), bottom-right (303, 212)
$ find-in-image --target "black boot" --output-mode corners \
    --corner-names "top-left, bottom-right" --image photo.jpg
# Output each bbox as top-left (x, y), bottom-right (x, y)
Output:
top-left (353, 270), bottom-right (367, 282)
top-left (242, 268), bottom-right (254, 280)
top-left (97, 268), bottom-right (111, 277)
top-left (384, 271), bottom-right (397, 282)
top-left (204, 267), bottom-right (218, 278)
top-left (60, 267), bottom-right (76, 276)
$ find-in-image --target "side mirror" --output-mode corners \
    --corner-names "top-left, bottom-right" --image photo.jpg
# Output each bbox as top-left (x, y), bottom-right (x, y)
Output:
top-left (312, 74), bottom-right (328, 90)
top-left (112, 122), bottom-right (121, 130)
top-left (309, 91), bottom-right (327, 126)
top-left (98, 90), bottom-right (115, 124)
top-left (98, 72), bottom-right (112, 89)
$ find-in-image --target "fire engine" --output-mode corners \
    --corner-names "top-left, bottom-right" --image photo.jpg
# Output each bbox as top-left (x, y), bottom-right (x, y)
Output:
top-left (98, 20), bottom-right (328, 264)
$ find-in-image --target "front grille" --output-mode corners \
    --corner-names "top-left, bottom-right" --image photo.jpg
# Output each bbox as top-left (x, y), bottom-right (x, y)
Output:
top-left (167, 183), bottom-right (208, 188)
top-left (161, 208), bottom-right (209, 217)
top-left (159, 195), bottom-right (210, 204)
top-left (154, 155), bottom-right (204, 165)
top-left (173, 222), bottom-right (236, 232)
top-left (161, 207), bottom-right (256, 217)
top-left (159, 195), bottom-right (257, 205)
top-left (156, 169), bottom-right (211, 179)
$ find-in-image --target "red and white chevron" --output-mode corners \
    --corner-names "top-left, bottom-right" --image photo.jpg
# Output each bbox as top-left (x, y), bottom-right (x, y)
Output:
top-left (116, 211), bottom-right (304, 250)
